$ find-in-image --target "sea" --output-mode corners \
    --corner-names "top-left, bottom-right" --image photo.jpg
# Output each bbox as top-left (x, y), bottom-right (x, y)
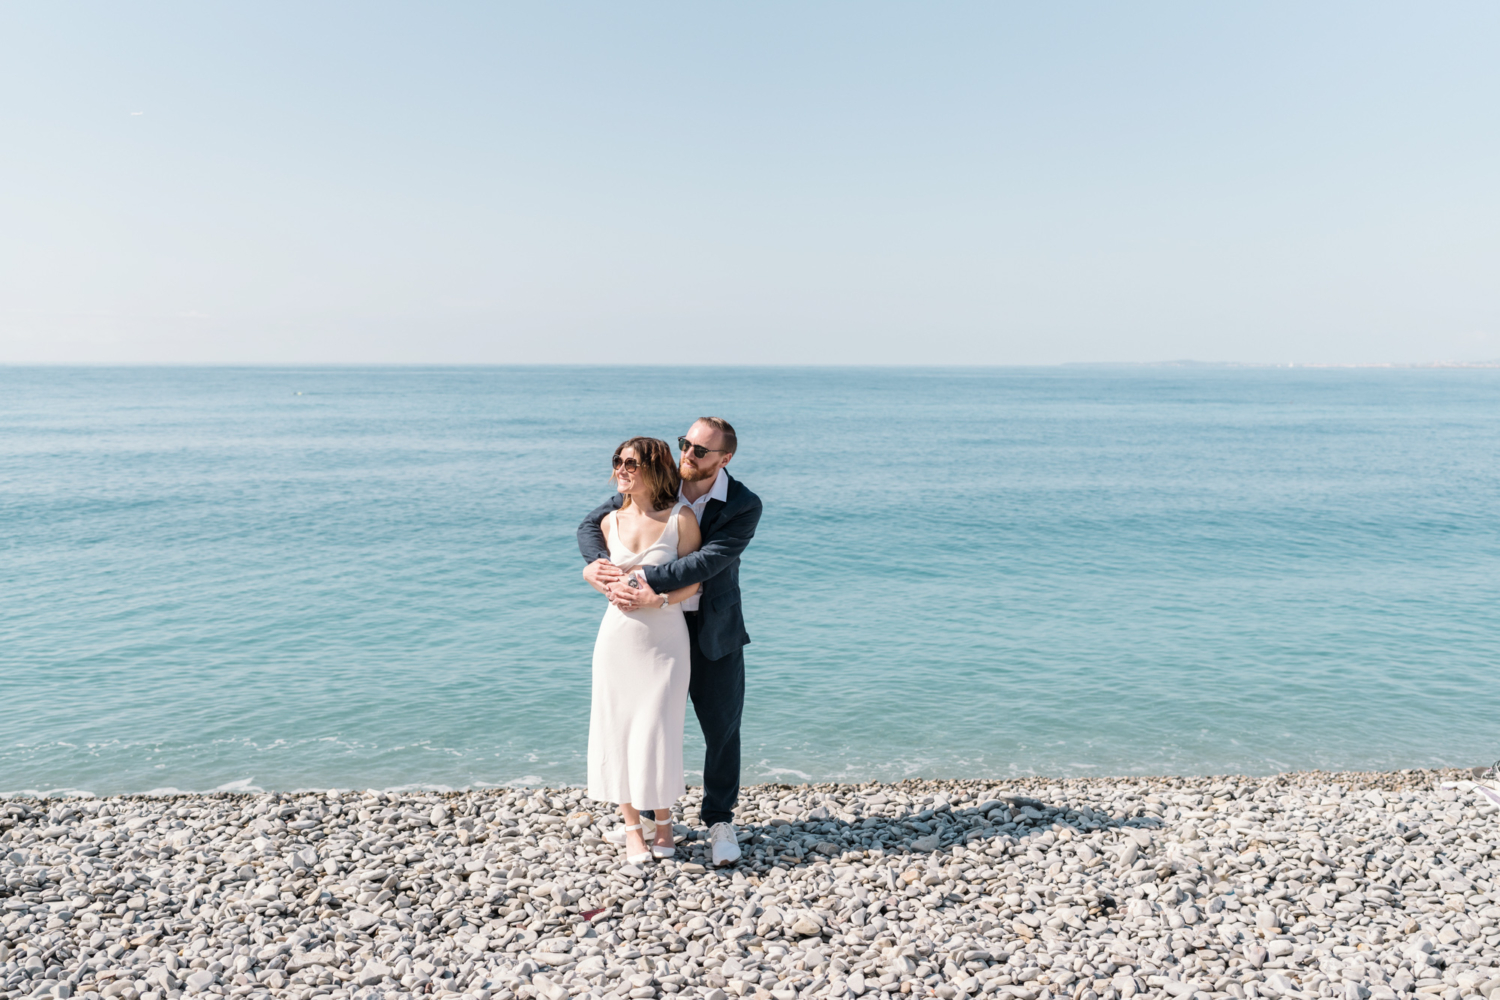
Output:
top-left (3, 366), bottom-right (1498, 798)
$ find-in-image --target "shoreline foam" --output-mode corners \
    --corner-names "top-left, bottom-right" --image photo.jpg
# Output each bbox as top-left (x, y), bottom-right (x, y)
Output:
top-left (2, 770), bottom-right (1493, 1000)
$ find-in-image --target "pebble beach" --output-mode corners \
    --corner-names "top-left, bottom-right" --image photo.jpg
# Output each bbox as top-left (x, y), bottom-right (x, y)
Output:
top-left (4, 771), bottom-right (1498, 1000)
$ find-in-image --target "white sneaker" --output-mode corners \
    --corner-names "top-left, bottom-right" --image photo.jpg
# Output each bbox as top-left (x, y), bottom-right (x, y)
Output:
top-left (708, 822), bottom-right (741, 867)
top-left (604, 816), bottom-right (656, 845)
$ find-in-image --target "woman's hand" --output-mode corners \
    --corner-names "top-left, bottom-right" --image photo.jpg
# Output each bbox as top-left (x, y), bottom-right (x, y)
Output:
top-left (607, 574), bottom-right (657, 611)
top-left (584, 558), bottom-right (623, 594)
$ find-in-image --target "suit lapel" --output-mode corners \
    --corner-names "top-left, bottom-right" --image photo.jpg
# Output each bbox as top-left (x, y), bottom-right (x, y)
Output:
top-left (700, 497), bottom-right (727, 536)
top-left (697, 473), bottom-right (733, 536)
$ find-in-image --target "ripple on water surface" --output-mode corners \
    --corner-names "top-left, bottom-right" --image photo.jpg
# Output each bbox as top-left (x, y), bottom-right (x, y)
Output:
top-left (2, 366), bottom-right (1499, 794)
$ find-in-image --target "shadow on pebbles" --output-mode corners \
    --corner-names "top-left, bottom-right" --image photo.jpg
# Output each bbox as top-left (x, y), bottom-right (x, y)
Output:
top-left (2, 771), bottom-right (1497, 1000)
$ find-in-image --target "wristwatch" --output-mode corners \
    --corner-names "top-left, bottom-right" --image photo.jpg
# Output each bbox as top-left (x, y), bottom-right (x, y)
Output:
top-left (659, 593), bottom-right (671, 609)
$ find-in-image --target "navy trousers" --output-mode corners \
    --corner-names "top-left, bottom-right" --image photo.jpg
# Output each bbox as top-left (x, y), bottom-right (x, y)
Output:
top-left (684, 611), bottom-right (745, 828)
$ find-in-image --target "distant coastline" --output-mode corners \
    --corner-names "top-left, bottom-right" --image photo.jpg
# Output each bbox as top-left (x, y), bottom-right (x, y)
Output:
top-left (1063, 360), bottom-right (1500, 369)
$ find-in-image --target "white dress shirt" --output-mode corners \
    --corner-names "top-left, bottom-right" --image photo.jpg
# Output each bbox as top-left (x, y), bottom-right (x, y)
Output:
top-left (677, 468), bottom-right (728, 612)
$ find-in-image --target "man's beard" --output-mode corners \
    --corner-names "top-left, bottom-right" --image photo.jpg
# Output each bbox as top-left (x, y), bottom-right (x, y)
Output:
top-left (680, 462), bottom-right (716, 482)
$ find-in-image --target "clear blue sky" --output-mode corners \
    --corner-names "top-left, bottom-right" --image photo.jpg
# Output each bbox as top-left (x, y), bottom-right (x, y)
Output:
top-left (2, 3), bottom-right (1496, 365)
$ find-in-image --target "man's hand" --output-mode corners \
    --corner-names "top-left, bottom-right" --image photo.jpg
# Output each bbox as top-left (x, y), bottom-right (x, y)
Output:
top-left (583, 559), bottom-right (624, 593)
top-left (607, 573), bottom-right (660, 612)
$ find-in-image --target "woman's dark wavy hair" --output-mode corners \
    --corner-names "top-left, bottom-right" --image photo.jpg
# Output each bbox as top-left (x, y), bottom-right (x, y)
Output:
top-left (612, 436), bottom-right (680, 512)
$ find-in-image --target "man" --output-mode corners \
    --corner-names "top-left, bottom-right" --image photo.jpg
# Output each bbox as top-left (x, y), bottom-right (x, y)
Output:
top-left (578, 417), bottom-right (762, 867)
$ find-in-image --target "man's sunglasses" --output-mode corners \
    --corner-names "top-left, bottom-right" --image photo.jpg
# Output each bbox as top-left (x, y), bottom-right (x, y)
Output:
top-left (611, 456), bottom-right (640, 473)
top-left (678, 437), bottom-right (729, 459)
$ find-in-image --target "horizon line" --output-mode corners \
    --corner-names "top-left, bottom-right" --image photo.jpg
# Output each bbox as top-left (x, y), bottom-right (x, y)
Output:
top-left (2, 360), bottom-right (1499, 370)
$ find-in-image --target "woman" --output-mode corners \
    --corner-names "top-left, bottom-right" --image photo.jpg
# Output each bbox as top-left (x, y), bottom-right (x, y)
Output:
top-left (584, 437), bottom-right (702, 864)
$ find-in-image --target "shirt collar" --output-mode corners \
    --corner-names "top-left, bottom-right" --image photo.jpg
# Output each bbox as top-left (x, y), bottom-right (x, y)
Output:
top-left (682, 467), bottom-right (730, 507)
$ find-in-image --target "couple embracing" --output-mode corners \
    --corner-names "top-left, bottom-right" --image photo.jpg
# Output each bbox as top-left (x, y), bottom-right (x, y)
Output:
top-left (576, 417), bottom-right (762, 868)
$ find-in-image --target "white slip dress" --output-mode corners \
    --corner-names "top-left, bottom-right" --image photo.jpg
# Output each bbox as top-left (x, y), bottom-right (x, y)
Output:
top-left (587, 503), bottom-right (691, 811)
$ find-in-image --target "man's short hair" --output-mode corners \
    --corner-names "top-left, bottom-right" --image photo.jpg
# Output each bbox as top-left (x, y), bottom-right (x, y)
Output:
top-left (697, 416), bottom-right (737, 455)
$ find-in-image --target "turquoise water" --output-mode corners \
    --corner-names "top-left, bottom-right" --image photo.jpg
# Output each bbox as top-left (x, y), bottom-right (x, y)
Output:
top-left (3, 366), bottom-right (1498, 796)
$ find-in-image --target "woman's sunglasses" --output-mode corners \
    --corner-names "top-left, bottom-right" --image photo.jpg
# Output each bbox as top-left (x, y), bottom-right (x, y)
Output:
top-left (678, 436), bottom-right (729, 459)
top-left (611, 456), bottom-right (641, 473)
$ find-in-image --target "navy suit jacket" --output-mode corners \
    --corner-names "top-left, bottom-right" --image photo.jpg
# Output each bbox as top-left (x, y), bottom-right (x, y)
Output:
top-left (577, 474), bottom-right (762, 662)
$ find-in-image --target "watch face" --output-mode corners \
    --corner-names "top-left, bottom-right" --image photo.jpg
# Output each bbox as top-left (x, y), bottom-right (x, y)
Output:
top-left (628, 577), bottom-right (640, 589)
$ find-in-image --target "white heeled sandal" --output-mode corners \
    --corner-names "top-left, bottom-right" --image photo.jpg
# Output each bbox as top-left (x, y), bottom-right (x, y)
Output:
top-left (650, 817), bottom-right (675, 858)
top-left (622, 824), bottom-right (653, 865)
top-left (605, 815), bottom-right (656, 845)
